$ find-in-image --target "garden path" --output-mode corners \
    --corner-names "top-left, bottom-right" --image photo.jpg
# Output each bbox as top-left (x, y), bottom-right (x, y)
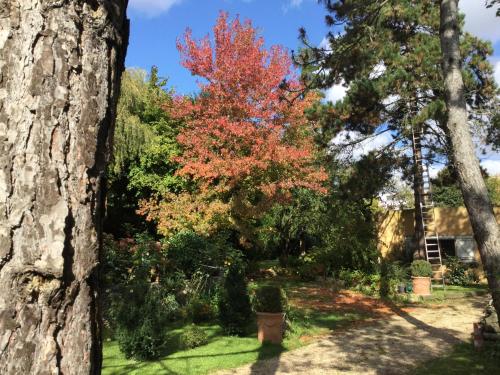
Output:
top-left (216, 294), bottom-right (487, 375)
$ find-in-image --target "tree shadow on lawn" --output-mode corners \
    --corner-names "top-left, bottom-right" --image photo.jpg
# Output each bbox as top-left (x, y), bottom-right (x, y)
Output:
top-left (387, 303), bottom-right (462, 344)
top-left (103, 324), bottom-right (286, 375)
top-left (104, 347), bottom-right (271, 375)
top-left (243, 281), bottom-right (488, 374)
top-left (249, 342), bottom-right (285, 375)
top-left (246, 302), bottom-right (472, 374)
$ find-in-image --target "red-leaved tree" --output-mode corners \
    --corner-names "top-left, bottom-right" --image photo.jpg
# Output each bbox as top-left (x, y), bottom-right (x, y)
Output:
top-left (146, 13), bottom-right (327, 239)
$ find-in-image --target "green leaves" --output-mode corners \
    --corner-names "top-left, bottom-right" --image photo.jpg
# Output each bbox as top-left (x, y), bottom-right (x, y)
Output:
top-left (110, 67), bottom-right (184, 197)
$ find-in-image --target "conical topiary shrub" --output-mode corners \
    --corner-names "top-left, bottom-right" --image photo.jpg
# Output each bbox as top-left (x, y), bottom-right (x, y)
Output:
top-left (218, 262), bottom-right (252, 335)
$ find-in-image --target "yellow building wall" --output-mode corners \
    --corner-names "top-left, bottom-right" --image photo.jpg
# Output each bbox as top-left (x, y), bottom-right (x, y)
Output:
top-left (377, 207), bottom-right (500, 261)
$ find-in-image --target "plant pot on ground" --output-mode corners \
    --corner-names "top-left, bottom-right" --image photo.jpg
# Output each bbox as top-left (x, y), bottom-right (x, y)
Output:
top-left (254, 286), bottom-right (287, 344)
top-left (410, 260), bottom-right (433, 296)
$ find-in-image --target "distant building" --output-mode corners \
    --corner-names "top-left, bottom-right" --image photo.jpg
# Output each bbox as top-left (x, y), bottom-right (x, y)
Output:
top-left (377, 207), bottom-right (500, 264)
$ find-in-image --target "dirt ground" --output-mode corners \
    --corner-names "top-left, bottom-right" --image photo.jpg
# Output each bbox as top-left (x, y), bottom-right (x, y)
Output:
top-left (288, 287), bottom-right (399, 317)
top-left (216, 291), bottom-right (488, 375)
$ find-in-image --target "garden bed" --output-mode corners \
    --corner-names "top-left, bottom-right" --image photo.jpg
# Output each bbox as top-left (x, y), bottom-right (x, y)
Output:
top-left (102, 279), bottom-right (382, 374)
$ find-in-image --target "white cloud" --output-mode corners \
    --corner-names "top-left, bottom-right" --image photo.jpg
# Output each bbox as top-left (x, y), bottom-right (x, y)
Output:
top-left (382, 94), bottom-right (400, 111)
top-left (319, 36), bottom-right (330, 50)
top-left (460, 0), bottom-right (500, 43)
top-left (428, 164), bottom-right (444, 179)
top-left (282, 0), bottom-right (310, 13)
top-left (289, 0), bottom-right (304, 7)
top-left (331, 130), bottom-right (393, 160)
top-left (324, 83), bottom-right (347, 103)
top-left (129, 0), bottom-right (184, 17)
top-left (494, 61), bottom-right (500, 86)
top-left (481, 158), bottom-right (500, 176)
top-left (369, 62), bottom-right (386, 79)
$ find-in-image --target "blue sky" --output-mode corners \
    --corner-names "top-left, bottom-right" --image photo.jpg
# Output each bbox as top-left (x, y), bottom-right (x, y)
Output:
top-left (127, 0), bottom-right (500, 96)
top-left (126, 0), bottom-right (500, 175)
top-left (126, 0), bottom-right (331, 95)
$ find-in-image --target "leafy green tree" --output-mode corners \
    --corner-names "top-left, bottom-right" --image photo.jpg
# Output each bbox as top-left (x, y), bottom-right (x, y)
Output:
top-left (259, 152), bottom-right (395, 273)
top-left (432, 166), bottom-right (500, 207)
top-left (105, 67), bottom-right (184, 236)
top-left (259, 188), bottom-right (325, 263)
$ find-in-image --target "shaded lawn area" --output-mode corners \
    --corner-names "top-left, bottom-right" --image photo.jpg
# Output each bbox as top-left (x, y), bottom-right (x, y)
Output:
top-left (411, 343), bottom-right (500, 375)
top-left (102, 279), bottom-right (364, 375)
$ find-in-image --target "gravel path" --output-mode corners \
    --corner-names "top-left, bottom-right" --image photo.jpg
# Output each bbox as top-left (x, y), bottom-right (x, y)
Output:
top-left (216, 296), bottom-right (487, 375)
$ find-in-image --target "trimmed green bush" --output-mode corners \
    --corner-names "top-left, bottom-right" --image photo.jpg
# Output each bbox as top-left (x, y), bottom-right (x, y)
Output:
top-left (179, 325), bottom-right (209, 349)
top-left (187, 297), bottom-right (215, 323)
top-left (296, 259), bottom-right (318, 281)
top-left (166, 231), bottom-right (216, 277)
top-left (116, 320), bottom-right (164, 361)
top-left (113, 285), bottom-right (179, 360)
top-left (380, 261), bottom-right (410, 297)
top-left (218, 262), bottom-right (252, 336)
top-left (253, 286), bottom-right (287, 313)
top-left (410, 260), bottom-right (433, 277)
top-left (389, 262), bottom-right (409, 282)
top-left (445, 256), bottom-right (478, 286)
top-left (337, 269), bottom-right (379, 295)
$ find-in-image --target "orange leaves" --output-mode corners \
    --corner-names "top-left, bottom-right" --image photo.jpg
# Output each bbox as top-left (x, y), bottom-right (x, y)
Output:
top-left (140, 13), bottom-right (329, 238)
top-left (171, 12), bottom-right (327, 204)
top-left (138, 192), bottom-right (231, 238)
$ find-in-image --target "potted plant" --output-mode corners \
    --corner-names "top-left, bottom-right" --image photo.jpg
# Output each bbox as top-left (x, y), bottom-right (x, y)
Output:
top-left (390, 261), bottom-right (409, 294)
top-left (253, 286), bottom-right (287, 344)
top-left (410, 260), bottom-right (433, 296)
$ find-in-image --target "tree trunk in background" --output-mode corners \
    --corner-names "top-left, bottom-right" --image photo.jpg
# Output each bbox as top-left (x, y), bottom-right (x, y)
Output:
top-left (0, 1), bottom-right (128, 374)
top-left (440, 0), bottom-right (500, 323)
top-left (412, 128), bottom-right (426, 260)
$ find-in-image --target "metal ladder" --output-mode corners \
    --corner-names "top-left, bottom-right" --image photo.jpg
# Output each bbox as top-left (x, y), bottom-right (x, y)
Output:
top-left (412, 129), bottom-right (446, 290)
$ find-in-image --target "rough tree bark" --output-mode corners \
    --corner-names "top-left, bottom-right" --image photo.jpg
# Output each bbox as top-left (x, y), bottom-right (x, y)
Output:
top-left (0, 1), bottom-right (128, 374)
top-left (439, 0), bottom-right (500, 322)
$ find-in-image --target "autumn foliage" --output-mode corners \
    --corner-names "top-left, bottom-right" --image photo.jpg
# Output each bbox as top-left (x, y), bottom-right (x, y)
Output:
top-left (143, 13), bottom-right (327, 236)
top-left (139, 191), bottom-right (230, 237)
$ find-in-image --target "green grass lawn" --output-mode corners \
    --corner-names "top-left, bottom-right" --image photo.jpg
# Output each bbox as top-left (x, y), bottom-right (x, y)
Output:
top-left (411, 343), bottom-right (500, 374)
top-left (103, 278), bottom-right (362, 375)
top-left (397, 284), bottom-right (489, 305)
top-left (103, 327), bottom-right (283, 375)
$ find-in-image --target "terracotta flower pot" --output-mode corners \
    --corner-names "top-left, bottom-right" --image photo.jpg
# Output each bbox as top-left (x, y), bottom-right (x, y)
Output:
top-left (256, 312), bottom-right (285, 344)
top-left (412, 276), bottom-right (431, 296)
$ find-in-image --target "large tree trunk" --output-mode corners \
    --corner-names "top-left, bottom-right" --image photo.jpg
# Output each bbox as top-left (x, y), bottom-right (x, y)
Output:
top-left (439, 0), bottom-right (500, 323)
top-left (0, 1), bottom-right (128, 374)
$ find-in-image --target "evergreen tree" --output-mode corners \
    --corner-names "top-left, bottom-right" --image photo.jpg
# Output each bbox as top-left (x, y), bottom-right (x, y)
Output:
top-left (218, 262), bottom-right (252, 336)
top-left (299, 0), bottom-right (498, 256)
top-left (487, 0), bottom-right (500, 16)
